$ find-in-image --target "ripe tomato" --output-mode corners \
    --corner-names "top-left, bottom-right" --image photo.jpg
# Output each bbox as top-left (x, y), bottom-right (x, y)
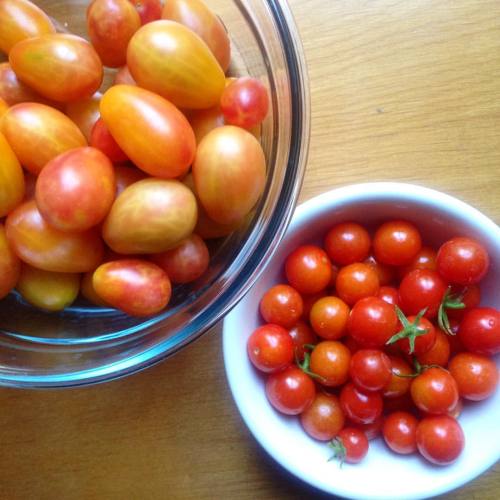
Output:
top-left (0, 97), bottom-right (8, 118)
top-left (65, 92), bottom-right (102, 142)
top-left (458, 307), bottom-right (500, 355)
top-left (382, 411), bottom-right (418, 455)
top-left (113, 65), bottom-right (136, 85)
top-left (309, 296), bottom-right (349, 340)
top-left (300, 392), bottom-right (345, 441)
top-left (93, 259), bottom-right (171, 316)
top-left (16, 263), bottom-right (80, 312)
top-left (383, 393), bottom-right (415, 414)
top-left (347, 414), bottom-right (383, 440)
top-left (129, 0), bottom-right (162, 25)
top-left (189, 105), bottom-right (225, 144)
top-left (90, 118), bottom-right (129, 164)
top-left (324, 222), bottom-right (371, 266)
top-left (284, 245), bottom-right (332, 295)
top-left (347, 297), bottom-right (398, 348)
top-left (0, 62), bottom-right (50, 106)
top-left (437, 237), bottom-right (489, 285)
top-left (87, 0), bottom-right (141, 68)
top-left (309, 340), bottom-right (351, 387)
top-left (373, 220), bottom-right (422, 266)
top-left (81, 270), bottom-right (109, 307)
top-left (382, 355), bottom-right (413, 398)
top-left (416, 416), bottom-right (465, 465)
top-left (258, 284), bottom-right (303, 329)
top-left (398, 246), bottom-right (437, 278)
top-left (301, 291), bottom-right (327, 321)
top-left (446, 284), bottom-right (481, 320)
top-left (410, 367), bottom-right (459, 415)
top-left (100, 85), bottom-right (196, 178)
top-left (288, 321), bottom-right (318, 360)
top-left (398, 269), bottom-right (447, 319)
top-left (127, 20), bottom-right (225, 109)
top-left (0, 224), bottom-right (20, 299)
top-left (448, 352), bottom-right (498, 401)
top-left (35, 147), bottom-right (116, 232)
top-left (6, 200), bottom-right (104, 273)
top-left (9, 34), bottom-right (103, 102)
top-left (377, 285), bottom-right (399, 306)
top-left (0, 131), bottom-right (24, 217)
top-left (113, 165), bottom-right (146, 197)
top-left (265, 366), bottom-right (315, 415)
top-left (340, 382), bottom-right (383, 424)
top-left (161, 0), bottom-right (230, 72)
top-left (416, 328), bottom-right (450, 367)
top-left (392, 314), bottom-right (436, 356)
top-left (330, 427), bottom-right (369, 464)
top-left (0, 0), bottom-right (55, 54)
top-left (1, 103), bottom-right (87, 175)
top-left (349, 349), bottom-right (392, 392)
top-left (364, 255), bottom-right (396, 286)
top-left (335, 262), bottom-right (379, 306)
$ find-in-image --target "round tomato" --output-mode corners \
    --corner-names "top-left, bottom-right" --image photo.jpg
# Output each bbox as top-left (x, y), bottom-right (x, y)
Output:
top-left (329, 427), bottom-right (369, 464)
top-left (340, 382), bottom-right (383, 424)
top-left (309, 296), bottom-right (349, 340)
top-left (458, 307), bottom-right (500, 355)
top-left (347, 414), bottom-right (383, 441)
top-left (324, 222), bottom-right (371, 266)
top-left (288, 321), bottom-right (318, 360)
top-left (382, 411), bottom-right (418, 455)
top-left (349, 349), bottom-right (392, 392)
top-left (373, 220), bottom-right (422, 266)
top-left (446, 285), bottom-right (481, 320)
top-left (90, 118), bottom-right (129, 164)
top-left (377, 286), bottom-right (399, 306)
top-left (247, 324), bottom-right (293, 373)
top-left (0, 223), bottom-right (20, 299)
top-left (300, 392), bottom-right (345, 441)
top-left (0, 131), bottom-right (24, 217)
top-left (391, 313), bottom-right (436, 356)
top-left (301, 291), bottom-right (327, 321)
top-left (382, 355), bottom-right (413, 398)
top-left (335, 263), bottom-right (379, 305)
top-left (65, 92), bottom-right (102, 142)
top-left (259, 284), bottom-right (303, 329)
top-left (398, 246), bottom-right (437, 278)
top-left (309, 340), bottom-right (351, 387)
top-left (416, 328), bottom-right (450, 367)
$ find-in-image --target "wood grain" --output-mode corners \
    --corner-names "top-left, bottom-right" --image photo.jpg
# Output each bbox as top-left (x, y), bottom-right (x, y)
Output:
top-left (1, 0), bottom-right (499, 499)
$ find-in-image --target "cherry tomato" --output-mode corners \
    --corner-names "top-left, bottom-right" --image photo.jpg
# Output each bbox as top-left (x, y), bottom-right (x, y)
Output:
top-left (343, 335), bottom-right (361, 354)
top-left (347, 297), bottom-right (398, 348)
top-left (416, 416), bottom-right (464, 465)
top-left (0, 224), bottom-right (20, 299)
top-left (0, 62), bottom-right (51, 106)
top-left (100, 85), bottom-right (196, 178)
top-left (129, 0), bottom-right (162, 25)
top-left (411, 367), bottom-right (459, 415)
top-left (6, 200), bottom-right (104, 273)
top-left (113, 65), bottom-right (136, 85)
top-left (161, 0), bottom-right (230, 72)
top-left (458, 307), bottom-right (500, 355)
top-left (437, 237), bottom-right (489, 285)
top-left (259, 284), bottom-right (303, 329)
top-left (398, 246), bottom-right (437, 278)
top-left (309, 296), bottom-right (349, 340)
top-left (364, 255), bottom-right (396, 286)
top-left (87, 0), bottom-right (141, 68)
top-left (335, 262), bottom-right (379, 306)
top-left (416, 328), bottom-right (450, 367)
top-left (1, 103), bottom-right (87, 175)
top-left (330, 427), bottom-right (369, 464)
top-left (9, 34), bottom-right (103, 102)
top-left (301, 291), bottom-right (327, 321)
top-left (373, 220), bottom-right (422, 266)
top-left (324, 222), bottom-right (371, 266)
top-left (446, 285), bottom-right (481, 320)
top-left (382, 355), bottom-right (413, 398)
top-left (150, 234), bottom-right (209, 284)
top-left (300, 392), bottom-right (345, 441)
top-left (81, 270), bottom-right (109, 306)
top-left (448, 352), bottom-right (498, 401)
top-left (193, 126), bottom-right (265, 225)
top-left (382, 411), bottom-right (418, 455)
top-left (340, 382), bottom-right (383, 424)
top-left (394, 314), bottom-right (436, 356)
top-left (113, 165), bottom-right (146, 197)
top-left (16, 263), bottom-right (80, 312)
top-left (127, 20), bottom-right (225, 109)
top-left (0, 131), bottom-right (24, 217)
top-left (398, 269), bottom-right (447, 319)
top-left (310, 340), bottom-right (351, 387)
top-left (0, 0), bottom-right (55, 54)
top-left (90, 118), bottom-right (129, 164)
top-left (348, 414), bottom-right (383, 440)
top-left (65, 92), bottom-right (102, 142)
top-left (285, 245), bottom-right (332, 295)
top-left (349, 349), bottom-right (392, 392)
top-left (35, 147), bottom-right (116, 232)
top-left (103, 178), bottom-right (197, 254)
top-left (377, 285), bottom-right (399, 306)
top-left (288, 321), bottom-right (318, 360)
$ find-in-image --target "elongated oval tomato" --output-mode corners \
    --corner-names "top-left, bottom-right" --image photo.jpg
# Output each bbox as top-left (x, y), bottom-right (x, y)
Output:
top-left (130, 0), bottom-right (162, 25)
top-left (35, 147), bottom-right (116, 232)
top-left (127, 20), bottom-right (225, 109)
top-left (9, 34), bottom-right (103, 102)
top-left (0, 224), bottom-right (20, 299)
top-left (93, 259), bottom-right (171, 316)
top-left (0, 131), bottom-right (24, 216)
top-left (193, 125), bottom-right (266, 225)
top-left (16, 263), bottom-right (80, 311)
top-left (0, 61), bottom-right (50, 106)
top-left (1, 103), bottom-right (87, 175)
top-left (0, 0), bottom-right (55, 54)
top-left (100, 85), bottom-right (195, 178)
top-left (87, 0), bottom-right (141, 68)
top-left (103, 178), bottom-right (197, 254)
top-left (65, 92), bottom-right (102, 142)
top-left (5, 200), bottom-right (104, 273)
top-left (161, 0), bottom-right (230, 72)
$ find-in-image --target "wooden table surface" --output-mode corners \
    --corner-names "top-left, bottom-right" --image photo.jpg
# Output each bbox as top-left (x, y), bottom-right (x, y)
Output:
top-left (1, 0), bottom-right (500, 498)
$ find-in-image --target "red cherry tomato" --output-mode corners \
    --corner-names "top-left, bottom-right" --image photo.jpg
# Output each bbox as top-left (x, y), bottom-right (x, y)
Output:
top-left (330, 427), bottom-right (369, 464)
top-left (288, 321), bottom-right (318, 361)
top-left (398, 246), bottom-right (437, 279)
top-left (90, 118), bottom-right (129, 163)
top-left (340, 382), bottom-right (383, 424)
top-left (446, 284), bottom-right (481, 320)
top-left (377, 286), bottom-right (399, 306)
top-left (348, 414), bottom-right (383, 440)
top-left (416, 416), bottom-right (465, 465)
top-left (129, 0), bottom-right (162, 25)
top-left (301, 291), bottom-right (327, 320)
top-left (382, 411), bottom-right (418, 455)
top-left (394, 315), bottom-right (436, 356)
top-left (309, 340), bottom-right (351, 387)
top-left (373, 220), bottom-right (422, 266)
top-left (458, 307), bottom-right (500, 355)
top-left (437, 237), bottom-right (489, 285)
top-left (324, 222), bottom-right (371, 266)
top-left (285, 245), bottom-right (332, 295)
top-left (335, 262), bottom-right (380, 306)
top-left (265, 366), bottom-right (315, 415)
top-left (300, 392), bottom-right (345, 441)
top-left (309, 296), bottom-right (350, 340)
top-left (246, 324), bottom-right (294, 373)
top-left (259, 284), bottom-right (304, 329)
top-left (349, 349), bottom-right (392, 392)
top-left (383, 355), bottom-right (413, 398)
top-left (364, 255), bottom-right (396, 286)
top-left (416, 328), bottom-right (450, 367)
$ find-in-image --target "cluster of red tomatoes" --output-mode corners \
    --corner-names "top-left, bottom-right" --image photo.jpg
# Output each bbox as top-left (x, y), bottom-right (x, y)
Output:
top-left (0, 0), bottom-right (269, 316)
top-left (247, 220), bottom-right (499, 465)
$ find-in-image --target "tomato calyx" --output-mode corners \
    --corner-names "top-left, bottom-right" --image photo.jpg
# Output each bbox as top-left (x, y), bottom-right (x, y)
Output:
top-left (327, 437), bottom-right (347, 467)
top-left (296, 344), bottom-right (326, 382)
top-left (386, 306), bottom-right (429, 355)
top-left (438, 286), bottom-right (465, 335)
top-left (394, 357), bottom-right (445, 379)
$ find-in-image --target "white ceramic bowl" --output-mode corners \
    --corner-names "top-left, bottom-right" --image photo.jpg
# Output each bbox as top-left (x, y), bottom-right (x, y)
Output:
top-left (223, 182), bottom-right (500, 500)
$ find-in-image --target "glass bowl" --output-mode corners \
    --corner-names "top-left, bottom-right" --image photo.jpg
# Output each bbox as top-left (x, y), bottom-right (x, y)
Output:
top-left (0, 0), bottom-right (310, 387)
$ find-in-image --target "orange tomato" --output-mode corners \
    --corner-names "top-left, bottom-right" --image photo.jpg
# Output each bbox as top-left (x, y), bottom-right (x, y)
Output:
top-left (100, 85), bottom-right (195, 178)
top-left (0, 0), bottom-right (55, 54)
top-left (81, 270), bottom-right (109, 307)
top-left (0, 131), bottom-right (25, 216)
top-left (129, 0), bottom-right (162, 25)
top-left (127, 20), bottom-right (225, 109)
top-left (5, 200), bottom-right (104, 273)
top-left (189, 105), bottom-right (225, 144)
top-left (65, 92), bottom-right (102, 142)
top-left (87, 0), bottom-right (141, 68)
top-left (0, 61), bottom-right (51, 106)
top-left (9, 34), bottom-right (103, 102)
top-left (0, 96), bottom-right (7, 118)
top-left (0, 223), bottom-right (20, 299)
top-left (1, 103), bottom-right (87, 175)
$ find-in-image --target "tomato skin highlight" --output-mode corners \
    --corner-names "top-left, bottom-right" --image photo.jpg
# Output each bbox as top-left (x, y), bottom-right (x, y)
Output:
top-left (458, 307), bottom-right (500, 356)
